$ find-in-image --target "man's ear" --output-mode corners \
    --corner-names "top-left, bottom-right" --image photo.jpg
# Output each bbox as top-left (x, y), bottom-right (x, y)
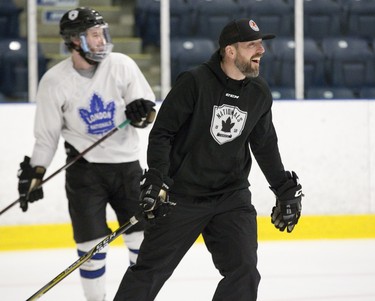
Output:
top-left (71, 36), bottom-right (81, 47)
top-left (225, 45), bottom-right (236, 58)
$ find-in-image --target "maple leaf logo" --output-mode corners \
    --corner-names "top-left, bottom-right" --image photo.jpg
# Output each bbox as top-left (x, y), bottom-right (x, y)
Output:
top-left (79, 93), bottom-right (116, 135)
top-left (221, 117), bottom-right (235, 133)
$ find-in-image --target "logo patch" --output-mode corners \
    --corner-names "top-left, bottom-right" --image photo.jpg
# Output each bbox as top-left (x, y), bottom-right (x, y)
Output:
top-left (225, 93), bottom-right (239, 99)
top-left (68, 10), bottom-right (79, 21)
top-left (79, 93), bottom-right (116, 135)
top-left (210, 104), bottom-right (247, 145)
top-left (249, 20), bottom-right (259, 32)
top-left (295, 189), bottom-right (303, 197)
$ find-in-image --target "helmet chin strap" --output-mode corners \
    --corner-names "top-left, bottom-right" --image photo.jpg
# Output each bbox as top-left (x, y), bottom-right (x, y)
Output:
top-left (73, 44), bottom-right (98, 65)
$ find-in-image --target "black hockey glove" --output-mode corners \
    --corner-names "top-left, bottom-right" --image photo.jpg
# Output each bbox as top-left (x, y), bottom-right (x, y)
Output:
top-left (125, 98), bottom-right (156, 128)
top-left (139, 168), bottom-right (175, 221)
top-left (270, 171), bottom-right (303, 233)
top-left (17, 156), bottom-right (46, 212)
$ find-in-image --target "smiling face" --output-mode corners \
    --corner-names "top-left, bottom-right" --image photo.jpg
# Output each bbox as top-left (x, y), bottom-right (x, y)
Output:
top-left (75, 24), bottom-right (113, 63)
top-left (232, 39), bottom-right (265, 78)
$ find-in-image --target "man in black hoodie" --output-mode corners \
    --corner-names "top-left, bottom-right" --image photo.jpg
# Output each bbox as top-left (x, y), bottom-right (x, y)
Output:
top-left (114, 18), bottom-right (303, 301)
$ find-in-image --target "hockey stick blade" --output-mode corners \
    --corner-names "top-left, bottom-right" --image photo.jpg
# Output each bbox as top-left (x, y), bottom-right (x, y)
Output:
top-left (0, 119), bottom-right (131, 216)
top-left (25, 213), bottom-right (141, 301)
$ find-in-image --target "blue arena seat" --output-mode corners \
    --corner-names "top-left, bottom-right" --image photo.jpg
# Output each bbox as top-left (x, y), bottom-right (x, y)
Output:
top-left (269, 37), bottom-right (326, 88)
top-left (134, 0), bottom-right (162, 47)
top-left (335, 0), bottom-right (352, 5)
top-left (0, 0), bottom-right (22, 38)
top-left (134, 0), bottom-right (195, 48)
top-left (259, 42), bottom-right (277, 86)
top-left (134, 0), bottom-right (156, 46)
top-left (346, 0), bottom-right (375, 41)
top-left (270, 87), bottom-right (296, 100)
top-left (170, 38), bottom-right (216, 83)
top-left (305, 87), bottom-right (357, 99)
top-left (282, 0), bottom-right (296, 5)
top-left (0, 91), bottom-right (6, 102)
top-left (193, 0), bottom-right (243, 41)
top-left (239, 0), bottom-right (294, 37)
top-left (321, 37), bottom-right (375, 88)
top-left (170, 0), bottom-right (195, 38)
top-left (359, 87), bottom-right (375, 99)
top-left (0, 38), bottom-right (47, 99)
top-left (303, 0), bottom-right (344, 39)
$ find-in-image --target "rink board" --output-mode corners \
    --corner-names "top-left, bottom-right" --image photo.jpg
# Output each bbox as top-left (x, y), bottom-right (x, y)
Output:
top-left (1, 214), bottom-right (374, 251)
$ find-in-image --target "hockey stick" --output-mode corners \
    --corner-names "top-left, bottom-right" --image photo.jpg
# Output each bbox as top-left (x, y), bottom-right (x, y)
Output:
top-left (0, 119), bottom-right (132, 216)
top-left (25, 212), bottom-right (142, 301)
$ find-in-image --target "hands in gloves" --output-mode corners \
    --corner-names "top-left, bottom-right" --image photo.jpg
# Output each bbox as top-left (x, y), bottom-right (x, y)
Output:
top-left (125, 99), bottom-right (155, 128)
top-left (270, 171), bottom-right (303, 233)
top-left (139, 168), bottom-right (175, 221)
top-left (17, 156), bottom-right (46, 212)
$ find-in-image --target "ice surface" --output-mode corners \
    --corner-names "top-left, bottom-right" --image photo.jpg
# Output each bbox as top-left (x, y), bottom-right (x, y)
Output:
top-left (1, 239), bottom-right (375, 301)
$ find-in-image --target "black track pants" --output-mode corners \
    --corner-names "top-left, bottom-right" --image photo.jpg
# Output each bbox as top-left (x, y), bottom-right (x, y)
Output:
top-left (114, 188), bottom-right (260, 301)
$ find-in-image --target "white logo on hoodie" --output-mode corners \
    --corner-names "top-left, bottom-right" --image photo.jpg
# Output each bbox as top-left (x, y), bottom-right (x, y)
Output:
top-left (210, 104), bottom-right (247, 145)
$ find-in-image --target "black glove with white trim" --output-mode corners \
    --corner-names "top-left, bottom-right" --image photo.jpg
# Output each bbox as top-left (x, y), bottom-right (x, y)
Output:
top-left (139, 168), bottom-right (175, 221)
top-left (270, 171), bottom-right (303, 233)
top-left (17, 156), bottom-right (46, 212)
top-left (125, 98), bottom-right (156, 128)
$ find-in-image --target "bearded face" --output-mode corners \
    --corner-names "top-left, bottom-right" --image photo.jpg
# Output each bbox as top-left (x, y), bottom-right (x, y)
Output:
top-left (234, 51), bottom-right (262, 78)
top-left (233, 40), bottom-right (264, 78)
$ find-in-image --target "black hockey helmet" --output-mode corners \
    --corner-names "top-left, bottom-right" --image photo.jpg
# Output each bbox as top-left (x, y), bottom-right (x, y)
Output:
top-left (59, 7), bottom-right (113, 62)
top-left (60, 7), bottom-right (105, 44)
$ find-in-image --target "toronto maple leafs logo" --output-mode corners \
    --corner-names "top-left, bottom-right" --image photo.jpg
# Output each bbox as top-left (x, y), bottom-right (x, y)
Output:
top-left (210, 104), bottom-right (247, 145)
top-left (79, 93), bottom-right (116, 135)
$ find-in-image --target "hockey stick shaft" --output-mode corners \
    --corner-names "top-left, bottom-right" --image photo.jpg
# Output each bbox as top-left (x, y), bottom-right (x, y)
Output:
top-left (0, 120), bottom-right (131, 216)
top-left (26, 213), bottom-right (141, 301)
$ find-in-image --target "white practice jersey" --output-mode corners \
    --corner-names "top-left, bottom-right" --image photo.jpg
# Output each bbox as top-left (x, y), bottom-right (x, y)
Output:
top-left (30, 52), bottom-right (155, 167)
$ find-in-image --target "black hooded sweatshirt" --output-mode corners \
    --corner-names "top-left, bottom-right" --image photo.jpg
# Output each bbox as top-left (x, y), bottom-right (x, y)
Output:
top-left (147, 50), bottom-right (288, 197)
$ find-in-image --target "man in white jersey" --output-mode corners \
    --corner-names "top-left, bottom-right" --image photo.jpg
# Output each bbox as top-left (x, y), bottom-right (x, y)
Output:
top-left (16, 7), bottom-right (155, 301)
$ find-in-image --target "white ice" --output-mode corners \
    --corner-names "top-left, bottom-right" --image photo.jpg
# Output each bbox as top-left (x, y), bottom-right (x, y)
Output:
top-left (1, 239), bottom-right (375, 301)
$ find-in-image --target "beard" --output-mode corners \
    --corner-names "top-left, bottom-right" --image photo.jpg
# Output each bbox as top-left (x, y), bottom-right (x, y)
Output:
top-left (234, 54), bottom-right (260, 78)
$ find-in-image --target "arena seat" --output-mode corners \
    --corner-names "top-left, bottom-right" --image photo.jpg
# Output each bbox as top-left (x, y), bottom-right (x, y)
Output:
top-left (0, 38), bottom-right (47, 99)
top-left (321, 37), bottom-right (375, 88)
top-left (134, 0), bottom-right (159, 47)
top-left (270, 87), bottom-right (296, 100)
top-left (303, 0), bottom-right (344, 40)
top-left (0, 0), bottom-right (22, 38)
top-left (170, 38), bottom-right (216, 84)
top-left (239, 0), bottom-right (294, 37)
top-left (259, 42), bottom-right (277, 86)
top-left (193, 0), bottom-right (243, 41)
top-left (134, 0), bottom-right (194, 48)
top-left (305, 87), bottom-right (357, 99)
top-left (359, 87), bottom-right (375, 99)
top-left (269, 37), bottom-right (326, 88)
top-left (346, 0), bottom-right (375, 41)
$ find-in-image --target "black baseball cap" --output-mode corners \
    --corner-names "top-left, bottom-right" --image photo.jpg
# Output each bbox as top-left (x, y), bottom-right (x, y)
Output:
top-left (219, 18), bottom-right (275, 47)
